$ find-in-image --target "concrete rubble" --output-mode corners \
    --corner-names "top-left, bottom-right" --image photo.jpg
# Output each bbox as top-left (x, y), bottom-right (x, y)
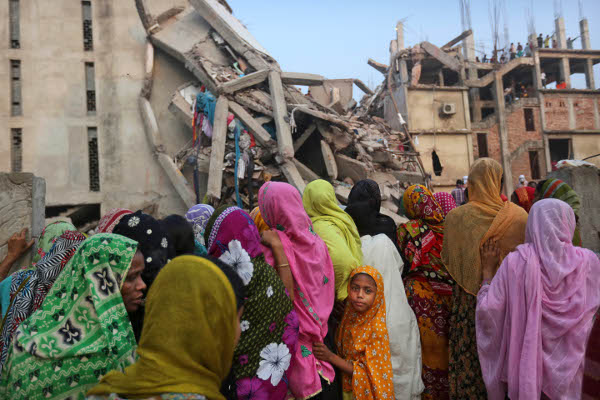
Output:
top-left (134, 0), bottom-right (425, 216)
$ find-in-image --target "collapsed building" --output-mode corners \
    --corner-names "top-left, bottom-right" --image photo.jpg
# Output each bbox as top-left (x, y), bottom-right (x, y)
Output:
top-left (134, 0), bottom-right (428, 223)
top-left (362, 17), bottom-right (600, 195)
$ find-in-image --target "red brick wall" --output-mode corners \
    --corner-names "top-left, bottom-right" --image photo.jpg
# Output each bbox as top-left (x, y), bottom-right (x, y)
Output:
top-left (473, 105), bottom-right (544, 189)
top-left (544, 96), bottom-right (570, 130)
top-left (574, 97), bottom-right (595, 130)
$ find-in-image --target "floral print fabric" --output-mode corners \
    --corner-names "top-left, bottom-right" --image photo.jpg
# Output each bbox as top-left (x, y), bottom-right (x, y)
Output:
top-left (448, 286), bottom-right (487, 399)
top-left (337, 266), bottom-right (395, 400)
top-left (204, 206), bottom-right (297, 400)
top-left (397, 185), bottom-right (453, 400)
top-left (0, 234), bottom-right (138, 400)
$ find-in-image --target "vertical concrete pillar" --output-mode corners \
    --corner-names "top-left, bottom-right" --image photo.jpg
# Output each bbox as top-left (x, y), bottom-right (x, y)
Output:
top-left (580, 19), bottom-right (595, 89)
top-left (492, 73), bottom-right (514, 195)
top-left (463, 34), bottom-right (482, 121)
top-left (396, 21), bottom-right (404, 50)
top-left (555, 17), bottom-right (571, 88)
top-left (555, 17), bottom-right (567, 48)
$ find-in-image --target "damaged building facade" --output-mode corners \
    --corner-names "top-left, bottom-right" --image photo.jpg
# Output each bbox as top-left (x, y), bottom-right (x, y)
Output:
top-left (365, 17), bottom-right (600, 194)
top-left (2, 0), bottom-right (427, 226)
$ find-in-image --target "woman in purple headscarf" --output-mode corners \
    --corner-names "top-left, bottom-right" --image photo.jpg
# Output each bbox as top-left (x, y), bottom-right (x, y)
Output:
top-left (476, 199), bottom-right (600, 399)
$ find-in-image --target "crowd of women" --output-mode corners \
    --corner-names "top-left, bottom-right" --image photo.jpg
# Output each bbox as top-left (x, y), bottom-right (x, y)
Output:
top-left (0, 157), bottom-right (597, 400)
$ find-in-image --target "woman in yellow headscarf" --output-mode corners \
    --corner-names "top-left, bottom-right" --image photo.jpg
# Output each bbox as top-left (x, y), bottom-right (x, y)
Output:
top-left (250, 206), bottom-right (270, 234)
top-left (303, 180), bottom-right (363, 301)
top-left (442, 158), bottom-right (528, 399)
top-left (87, 256), bottom-right (246, 400)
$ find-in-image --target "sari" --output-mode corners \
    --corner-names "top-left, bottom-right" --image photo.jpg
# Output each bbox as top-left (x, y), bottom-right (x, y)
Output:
top-left (0, 234), bottom-right (139, 399)
top-left (250, 207), bottom-right (270, 234)
top-left (337, 266), bottom-right (395, 400)
top-left (0, 230), bottom-right (86, 373)
top-left (345, 179), bottom-right (398, 246)
top-left (512, 186), bottom-right (535, 212)
top-left (33, 221), bottom-right (77, 264)
top-left (397, 185), bottom-right (454, 400)
top-left (303, 180), bottom-right (363, 300)
top-left (476, 199), bottom-right (600, 399)
top-left (88, 256), bottom-right (238, 400)
top-left (113, 211), bottom-right (169, 341)
top-left (258, 182), bottom-right (335, 399)
top-left (539, 178), bottom-right (583, 246)
top-left (97, 209), bottom-right (133, 234)
top-left (360, 235), bottom-right (424, 399)
top-left (185, 204), bottom-right (215, 256)
top-left (442, 158), bottom-right (528, 399)
top-left (433, 192), bottom-right (457, 216)
top-left (204, 206), bottom-right (297, 400)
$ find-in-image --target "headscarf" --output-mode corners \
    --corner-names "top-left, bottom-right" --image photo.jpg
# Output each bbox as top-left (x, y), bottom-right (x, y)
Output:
top-left (113, 211), bottom-right (169, 340)
top-left (88, 256), bottom-right (238, 399)
top-left (397, 185), bottom-right (453, 291)
top-left (539, 178), bottom-right (582, 246)
top-left (337, 266), bottom-right (395, 400)
top-left (360, 235), bottom-right (424, 399)
top-left (185, 204), bottom-right (215, 245)
top-left (97, 208), bottom-right (132, 234)
top-left (204, 206), bottom-right (297, 399)
top-left (476, 199), bottom-right (600, 400)
top-left (0, 230), bottom-right (86, 373)
top-left (442, 158), bottom-right (528, 295)
top-left (250, 206), bottom-right (269, 234)
top-left (345, 179), bottom-right (398, 245)
top-left (303, 180), bottom-right (363, 300)
top-left (32, 221), bottom-right (76, 264)
top-left (258, 181), bottom-right (335, 399)
top-left (0, 234), bottom-right (139, 400)
top-left (513, 186), bottom-right (535, 213)
top-left (433, 192), bottom-right (457, 216)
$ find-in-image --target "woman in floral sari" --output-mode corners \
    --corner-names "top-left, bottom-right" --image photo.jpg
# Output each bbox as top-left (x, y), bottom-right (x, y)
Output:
top-left (203, 206), bottom-right (298, 400)
top-left (397, 185), bottom-right (454, 400)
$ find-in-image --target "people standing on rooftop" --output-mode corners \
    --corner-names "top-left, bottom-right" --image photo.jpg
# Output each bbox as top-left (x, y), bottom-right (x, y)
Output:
top-left (544, 35), bottom-right (550, 48)
top-left (537, 33), bottom-right (544, 48)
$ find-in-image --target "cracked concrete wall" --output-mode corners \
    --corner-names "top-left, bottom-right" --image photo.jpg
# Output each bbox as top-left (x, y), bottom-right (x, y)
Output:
top-left (0, 0), bottom-right (191, 217)
top-left (0, 173), bottom-right (45, 272)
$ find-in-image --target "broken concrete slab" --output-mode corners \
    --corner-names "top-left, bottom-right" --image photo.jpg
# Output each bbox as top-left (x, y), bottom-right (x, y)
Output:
top-left (293, 159), bottom-right (320, 183)
top-left (219, 69), bottom-right (269, 94)
top-left (189, 0), bottom-right (276, 71)
top-left (206, 96), bottom-right (230, 201)
top-left (335, 154), bottom-right (369, 183)
top-left (228, 101), bottom-right (276, 149)
top-left (321, 141), bottom-right (338, 180)
top-left (280, 161), bottom-right (306, 193)
top-left (281, 72), bottom-right (325, 86)
top-left (420, 41), bottom-right (462, 72)
top-left (368, 58), bottom-right (389, 74)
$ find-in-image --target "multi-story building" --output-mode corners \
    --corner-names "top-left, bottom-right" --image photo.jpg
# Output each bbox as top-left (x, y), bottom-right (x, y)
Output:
top-left (379, 17), bottom-right (600, 194)
top-left (0, 0), bottom-right (194, 225)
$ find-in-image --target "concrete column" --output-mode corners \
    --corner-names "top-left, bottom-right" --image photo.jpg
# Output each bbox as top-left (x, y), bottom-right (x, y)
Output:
top-left (555, 17), bottom-right (567, 48)
top-left (463, 34), bottom-right (482, 121)
top-left (492, 73), bottom-right (514, 195)
top-left (396, 21), bottom-right (404, 49)
top-left (580, 19), bottom-right (595, 89)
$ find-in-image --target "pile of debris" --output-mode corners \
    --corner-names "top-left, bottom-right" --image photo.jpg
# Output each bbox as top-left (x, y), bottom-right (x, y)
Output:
top-left (136, 0), bottom-right (426, 222)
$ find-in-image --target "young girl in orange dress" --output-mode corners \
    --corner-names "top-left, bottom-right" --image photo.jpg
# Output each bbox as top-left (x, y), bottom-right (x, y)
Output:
top-left (313, 266), bottom-right (395, 400)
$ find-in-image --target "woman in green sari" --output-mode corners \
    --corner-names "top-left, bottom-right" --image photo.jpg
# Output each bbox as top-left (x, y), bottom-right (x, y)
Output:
top-left (0, 234), bottom-right (146, 400)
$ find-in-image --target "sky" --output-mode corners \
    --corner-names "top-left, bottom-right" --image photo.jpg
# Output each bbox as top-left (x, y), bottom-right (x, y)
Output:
top-left (227, 0), bottom-right (600, 95)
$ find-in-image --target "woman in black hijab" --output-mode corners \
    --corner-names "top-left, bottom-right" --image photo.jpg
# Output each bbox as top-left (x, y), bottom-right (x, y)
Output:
top-left (113, 210), bottom-right (169, 340)
top-left (345, 179), bottom-right (399, 247)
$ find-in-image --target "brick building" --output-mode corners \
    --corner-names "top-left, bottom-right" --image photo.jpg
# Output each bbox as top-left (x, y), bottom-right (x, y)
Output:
top-left (375, 17), bottom-right (600, 194)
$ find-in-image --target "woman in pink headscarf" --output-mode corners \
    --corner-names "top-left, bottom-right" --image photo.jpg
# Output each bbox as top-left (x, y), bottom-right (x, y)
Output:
top-left (476, 199), bottom-right (600, 400)
top-left (433, 192), bottom-right (458, 216)
top-left (258, 181), bottom-right (336, 399)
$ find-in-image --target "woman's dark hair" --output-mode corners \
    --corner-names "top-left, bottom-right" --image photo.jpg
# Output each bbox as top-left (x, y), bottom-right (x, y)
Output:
top-left (161, 215), bottom-right (196, 258)
top-left (205, 256), bottom-right (246, 311)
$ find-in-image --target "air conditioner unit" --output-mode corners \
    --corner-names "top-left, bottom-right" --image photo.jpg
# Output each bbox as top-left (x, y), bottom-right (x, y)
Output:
top-left (442, 103), bottom-right (456, 115)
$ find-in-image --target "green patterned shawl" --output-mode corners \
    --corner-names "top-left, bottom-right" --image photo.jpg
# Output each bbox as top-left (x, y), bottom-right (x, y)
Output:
top-left (0, 234), bottom-right (139, 400)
